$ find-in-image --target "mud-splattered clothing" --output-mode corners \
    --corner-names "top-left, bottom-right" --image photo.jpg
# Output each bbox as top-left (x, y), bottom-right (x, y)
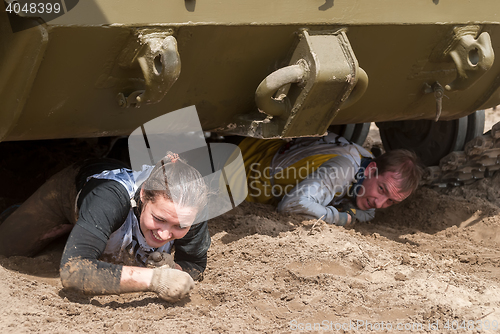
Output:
top-left (83, 166), bottom-right (175, 266)
top-left (61, 159), bottom-right (210, 293)
top-left (240, 134), bottom-right (375, 226)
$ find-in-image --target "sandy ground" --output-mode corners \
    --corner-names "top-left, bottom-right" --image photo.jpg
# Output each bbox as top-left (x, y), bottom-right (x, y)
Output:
top-left (1, 110), bottom-right (500, 333)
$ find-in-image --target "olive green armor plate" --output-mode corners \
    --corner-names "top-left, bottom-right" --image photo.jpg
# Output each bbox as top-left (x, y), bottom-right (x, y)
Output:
top-left (2, 0), bottom-right (500, 141)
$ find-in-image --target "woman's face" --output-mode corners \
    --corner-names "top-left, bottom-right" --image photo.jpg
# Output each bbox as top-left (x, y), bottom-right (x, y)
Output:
top-left (139, 191), bottom-right (197, 248)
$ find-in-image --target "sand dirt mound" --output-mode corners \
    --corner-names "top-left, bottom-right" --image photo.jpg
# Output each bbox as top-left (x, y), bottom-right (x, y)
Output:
top-left (1, 185), bottom-right (500, 333)
top-left (1, 110), bottom-right (500, 333)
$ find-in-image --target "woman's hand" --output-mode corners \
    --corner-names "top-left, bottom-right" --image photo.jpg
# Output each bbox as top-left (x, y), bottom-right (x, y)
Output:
top-left (146, 251), bottom-right (176, 269)
top-left (149, 266), bottom-right (195, 302)
top-left (120, 264), bottom-right (193, 302)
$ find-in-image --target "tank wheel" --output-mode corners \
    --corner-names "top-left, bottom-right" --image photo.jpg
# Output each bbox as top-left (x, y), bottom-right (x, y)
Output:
top-left (465, 110), bottom-right (485, 143)
top-left (377, 111), bottom-right (484, 166)
top-left (328, 123), bottom-right (371, 146)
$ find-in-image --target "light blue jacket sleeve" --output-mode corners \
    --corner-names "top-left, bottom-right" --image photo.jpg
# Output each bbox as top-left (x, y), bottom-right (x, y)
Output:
top-left (277, 156), bottom-right (375, 225)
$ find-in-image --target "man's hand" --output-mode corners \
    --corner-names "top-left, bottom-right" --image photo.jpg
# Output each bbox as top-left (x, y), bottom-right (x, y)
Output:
top-left (345, 213), bottom-right (354, 227)
top-left (339, 201), bottom-right (375, 224)
top-left (149, 266), bottom-right (195, 302)
top-left (339, 201), bottom-right (358, 225)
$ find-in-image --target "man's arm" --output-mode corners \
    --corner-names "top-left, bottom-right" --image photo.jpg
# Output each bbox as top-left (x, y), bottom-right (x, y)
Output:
top-left (277, 156), bottom-right (358, 226)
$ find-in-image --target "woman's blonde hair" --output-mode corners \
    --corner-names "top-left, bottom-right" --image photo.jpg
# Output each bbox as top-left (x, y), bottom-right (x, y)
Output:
top-left (140, 152), bottom-right (208, 212)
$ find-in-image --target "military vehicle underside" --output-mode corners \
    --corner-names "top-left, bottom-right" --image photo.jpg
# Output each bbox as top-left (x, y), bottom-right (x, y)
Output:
top-left (2, 0), bottom-right (500, 165)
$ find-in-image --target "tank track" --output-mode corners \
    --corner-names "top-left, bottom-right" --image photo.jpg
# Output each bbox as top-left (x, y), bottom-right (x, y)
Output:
top-left (421, 121), bottom-right (500, 187)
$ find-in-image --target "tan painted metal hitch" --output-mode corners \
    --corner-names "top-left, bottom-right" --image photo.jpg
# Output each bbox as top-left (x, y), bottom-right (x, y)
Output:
top-left (255, 59), bottom-right (310, 117)
top-left (255, 60), bottom-right (368, 117)
top-left (444, 26), bottom-right (495, 91)
top-left (246, 29), bottom-right (368, 138)
top-left (117, 29), bottom-right (181, 108)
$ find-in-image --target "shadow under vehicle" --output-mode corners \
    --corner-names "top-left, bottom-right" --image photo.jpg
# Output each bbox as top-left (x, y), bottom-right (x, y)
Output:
top-left (2, 0), bottom-right (500, 166)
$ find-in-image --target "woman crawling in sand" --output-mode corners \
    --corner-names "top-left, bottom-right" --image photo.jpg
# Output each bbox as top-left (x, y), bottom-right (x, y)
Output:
top-left (0, 153), bottom-right (210, 302)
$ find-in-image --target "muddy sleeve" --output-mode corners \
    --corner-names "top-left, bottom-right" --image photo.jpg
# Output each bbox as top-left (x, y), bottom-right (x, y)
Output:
top-left (277, 156), bottom-right (357, 226)
top-left (173, 221), bottom-right (211, 280)
top-left (60, 179), bottom-right (130, 294)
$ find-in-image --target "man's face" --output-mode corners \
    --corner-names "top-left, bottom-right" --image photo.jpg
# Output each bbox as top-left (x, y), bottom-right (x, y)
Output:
top-left (355, 162), bottom-right (411, 211)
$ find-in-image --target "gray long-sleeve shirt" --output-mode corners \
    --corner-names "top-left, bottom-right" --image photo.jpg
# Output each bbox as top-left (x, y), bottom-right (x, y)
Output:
top-left (277, 155), bottom-right (375, 225)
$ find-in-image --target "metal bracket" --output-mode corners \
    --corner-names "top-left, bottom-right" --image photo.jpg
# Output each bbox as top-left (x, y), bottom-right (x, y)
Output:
top-left (230, 29), bottom-right (367, 138)
top-left (255, 59), bottom-right (310, 117)
top-left (436, 26), bottom-right (495, 91)
top-left (117, 29), bottom-right (181, 108)
top-left (446, 31), bottom-right (494, 91)
top-left (423, 82), bottom-right (445, 121)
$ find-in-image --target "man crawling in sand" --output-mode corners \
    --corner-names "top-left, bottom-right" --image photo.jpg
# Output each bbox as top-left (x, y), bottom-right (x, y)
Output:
top-left (236, 133), bottom-right (424, 227)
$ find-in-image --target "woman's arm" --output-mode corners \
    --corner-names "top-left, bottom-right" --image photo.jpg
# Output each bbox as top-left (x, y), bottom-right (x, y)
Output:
top-left (61, 229), bottom-right (192, 300)
top-left (60, 179), bottom-right (194, 300)
top-left (119, 266), bottom-right (153, 292)
top-left (60, 218), bottom-right (135, 294)
top-left (60, 179), bottom-right (129, 294)
top-left (61, 225), bottom-right (192, 300)
top-left (173, 221), bottom-right (211, 280)
top-left (120, 264), bottom-right (193, 302)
